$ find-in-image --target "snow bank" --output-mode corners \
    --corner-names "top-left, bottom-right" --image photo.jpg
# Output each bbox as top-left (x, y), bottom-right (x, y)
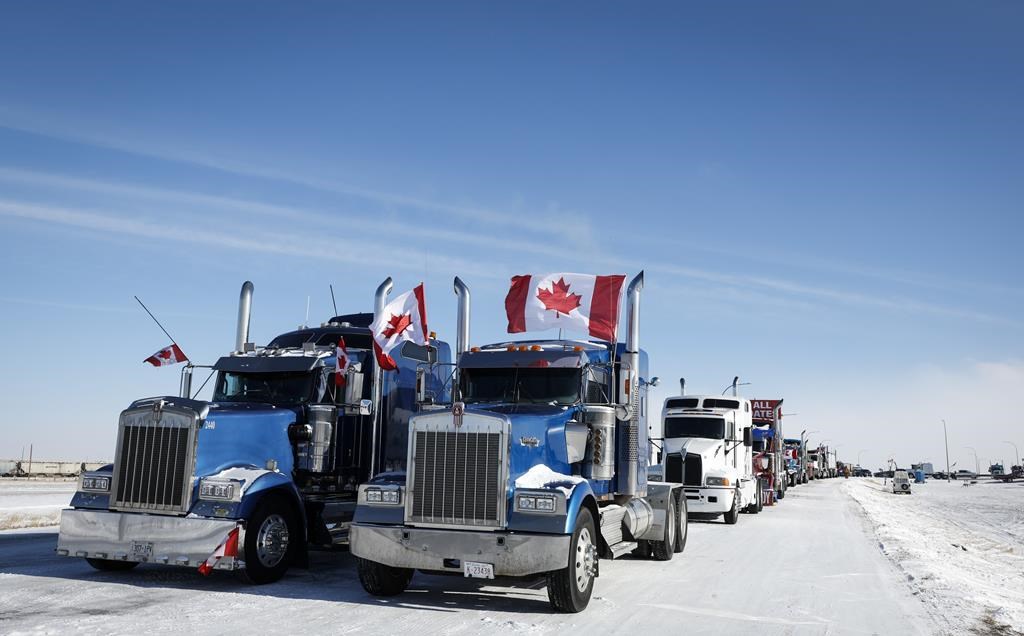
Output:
top-left (0, 478), bottom-right (76, 530)
top-left (514, 464), bottom-right (585, 495)
top-left (844, 478), bottom-right (1024, 634)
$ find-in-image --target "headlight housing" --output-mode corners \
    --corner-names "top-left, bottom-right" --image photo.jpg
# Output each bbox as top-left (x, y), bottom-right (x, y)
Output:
top-left (80, 473), bottom-right (111, 493)
top-left (705, 476), bottom-right (731, 487)
top-left (514, 490), bottom-right (561, 514)
top-left (363, 486), bottom-right (401, 505)
top-left (198, 478), bottom-right (242, 502)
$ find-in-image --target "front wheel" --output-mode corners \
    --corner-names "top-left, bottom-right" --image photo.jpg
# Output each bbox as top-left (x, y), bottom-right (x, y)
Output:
top-left (238, 495), bottom-right (300, 585)
top-left (356, 557), bottom-right (413, 596)
top-left (673, 494), bottom-right (688, 554)
top-left (547, 507), bottom-right (597, 613)
top-left (86, 558), bottom-right (139, 572)
top-left (722, 490), bottom-right (740, 525)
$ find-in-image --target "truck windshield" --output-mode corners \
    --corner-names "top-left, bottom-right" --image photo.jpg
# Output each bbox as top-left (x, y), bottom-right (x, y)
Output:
top-left (663, 416), bottom-right (725, 440)
top-left (461, 367), bottom-right (580, 405)
top-left (213, 371), bottom-right (315, 404)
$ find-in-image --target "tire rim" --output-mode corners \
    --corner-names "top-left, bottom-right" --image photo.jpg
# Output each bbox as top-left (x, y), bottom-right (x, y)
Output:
top-left (575, 527), bottom-right (596, 593)
top-left (256, 513), bottom-right (290, 568)
top-left (667, 503), bottom-right (676, 546)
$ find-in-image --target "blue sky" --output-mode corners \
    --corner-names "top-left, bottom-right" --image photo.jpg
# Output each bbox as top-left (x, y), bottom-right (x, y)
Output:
top-left (1, 2), bottom-right (1021, 471)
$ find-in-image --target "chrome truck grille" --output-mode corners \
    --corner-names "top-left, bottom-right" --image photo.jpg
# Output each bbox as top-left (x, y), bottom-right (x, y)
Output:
top-left (406, 411), bottom-right (508, 530)
top-left (110, 402), bottom-right (198, 515)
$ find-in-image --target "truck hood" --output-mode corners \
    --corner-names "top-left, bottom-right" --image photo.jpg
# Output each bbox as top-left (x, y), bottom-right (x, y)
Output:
top-left (194, 403), bottom-right (296, 478)
top-left (665, 436), bottom-right (724, 461)
top-left (467, 403), bottom-right (583, 481)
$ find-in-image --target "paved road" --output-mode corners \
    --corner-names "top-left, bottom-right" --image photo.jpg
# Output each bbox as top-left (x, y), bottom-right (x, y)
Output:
top-left (0, 479), bottom-right (931, 635)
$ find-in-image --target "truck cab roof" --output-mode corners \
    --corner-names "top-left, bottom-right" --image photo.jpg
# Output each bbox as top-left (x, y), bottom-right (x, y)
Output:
top-left (459, 339), bottom-right (625, 369)
top-left (662, 394), bottom-right (751, 415)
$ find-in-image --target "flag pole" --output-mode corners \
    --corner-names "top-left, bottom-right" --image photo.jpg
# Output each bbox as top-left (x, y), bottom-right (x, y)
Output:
top-left (330, 284), bottom-right (339, 316)
top-left (134, 296), bottom-right (180, 346)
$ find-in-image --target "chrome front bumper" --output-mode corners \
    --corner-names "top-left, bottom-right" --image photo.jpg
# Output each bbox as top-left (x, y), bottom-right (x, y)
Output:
top-left (680, 487), bottom-right (735, 514)
top-left (350, 524), bottom-right (570, 577)
top-left (56, 509), bottom-right (243, 569)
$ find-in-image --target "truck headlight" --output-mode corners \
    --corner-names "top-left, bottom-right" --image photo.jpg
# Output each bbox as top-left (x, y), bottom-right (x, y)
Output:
top-left (515, 491), bottom-right (559, 513)
top-left (80, 474), bottom-right (111, 493)
top-left (199, 479), bottom-right (241, 502)
top-left (705, 476), bottom-right (731, 487)
top-left (363, 487), bottom-right (401, 505)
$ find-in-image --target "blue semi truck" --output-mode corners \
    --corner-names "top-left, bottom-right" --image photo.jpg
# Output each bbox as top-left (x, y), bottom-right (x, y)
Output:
top-left (56, 280), bottom-right (451, 583)
top-left (350, 273), bottom-right (688, 613)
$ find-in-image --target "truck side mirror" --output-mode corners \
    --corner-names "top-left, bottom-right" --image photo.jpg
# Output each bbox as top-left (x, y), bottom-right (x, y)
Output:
top-left (358, 399), bottom-right (373, 416)
top-left (743, 427), bottom-right (753, 447)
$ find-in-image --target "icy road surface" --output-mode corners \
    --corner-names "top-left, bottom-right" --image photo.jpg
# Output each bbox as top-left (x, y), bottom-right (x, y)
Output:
top-left (0, 479), bottom-right (939, 635)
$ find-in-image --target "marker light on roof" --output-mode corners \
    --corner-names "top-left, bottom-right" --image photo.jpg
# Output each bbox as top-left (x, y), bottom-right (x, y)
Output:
top-left (530, 345), bottom-right (542, 351)
top-left (471, 346), bottom-right (480, 352)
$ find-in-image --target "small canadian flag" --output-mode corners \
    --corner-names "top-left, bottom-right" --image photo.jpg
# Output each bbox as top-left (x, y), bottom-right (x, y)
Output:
top-left (335, 337), bottom-right (350, 387)
top-left (144, 343), bottom-right (188, 367)
top-left (198, 527), bottom-right (239, 576)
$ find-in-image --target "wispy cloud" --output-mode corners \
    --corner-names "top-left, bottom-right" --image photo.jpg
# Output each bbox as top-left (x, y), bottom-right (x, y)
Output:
top-left (0, 116), bottom-right (591, 238)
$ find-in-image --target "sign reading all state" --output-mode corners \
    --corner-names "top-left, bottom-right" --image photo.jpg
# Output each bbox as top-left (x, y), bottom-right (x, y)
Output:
top-left (750, 399), bottom-right (782, 424)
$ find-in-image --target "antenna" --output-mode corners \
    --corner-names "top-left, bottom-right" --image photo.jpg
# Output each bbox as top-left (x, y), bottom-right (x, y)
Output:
top-left (304, 295), bottom-right (311, 328)
top-left (134, 296), bottom-right (181, 347)
top-left (329, 284), bottom-right (339, 316)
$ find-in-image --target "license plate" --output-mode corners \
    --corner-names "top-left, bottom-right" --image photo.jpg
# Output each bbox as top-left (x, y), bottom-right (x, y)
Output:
top-left (463, 561), bottom-right (494, 579)
top-left (130, 541), bottom-right (153, 559)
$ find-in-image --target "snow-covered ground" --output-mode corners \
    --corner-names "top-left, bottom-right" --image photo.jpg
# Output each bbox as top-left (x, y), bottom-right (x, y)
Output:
top-left (845, 477), bottom-right (1024, 635)
top-left (0, 479), bottom-right (77, 530)
top-left (0, 478), bottom-right (938, 635)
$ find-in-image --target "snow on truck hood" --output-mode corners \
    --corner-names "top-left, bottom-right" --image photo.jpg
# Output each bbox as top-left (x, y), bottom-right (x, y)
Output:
top-left (514, 464), bottom-right (585, 496)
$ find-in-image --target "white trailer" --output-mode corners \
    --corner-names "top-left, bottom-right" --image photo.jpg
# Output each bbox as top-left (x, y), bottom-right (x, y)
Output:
top-left (656, 380), bottom-right (759, 524)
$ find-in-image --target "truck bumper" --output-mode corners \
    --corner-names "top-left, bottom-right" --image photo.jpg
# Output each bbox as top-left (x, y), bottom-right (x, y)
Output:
top-left (680, 487), bottom-right (735, 514)
top-left (350, 523), bottom-right (570, 577)
top-left (56, 509), bottom-right (243, 570)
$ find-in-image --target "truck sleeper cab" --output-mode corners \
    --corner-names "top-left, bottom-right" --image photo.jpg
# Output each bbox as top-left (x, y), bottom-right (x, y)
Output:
top-left (56, 280), bottom-right (451, 584)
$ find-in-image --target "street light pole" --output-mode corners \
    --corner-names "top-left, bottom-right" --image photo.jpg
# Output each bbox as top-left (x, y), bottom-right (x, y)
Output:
top-left (942, 419), bottom-right (951, 483)
top-left (1004, 441), bottom-right (1020, 467)
top-left (965, 446), bottom-right (979, 475)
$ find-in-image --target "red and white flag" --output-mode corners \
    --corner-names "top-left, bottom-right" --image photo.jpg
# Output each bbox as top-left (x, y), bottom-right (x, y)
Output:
top-left (335, 337), bottom-right (350, 387)
top-left (505, 273), bottom-right (626, 342)
top-left (370, 283), bottom-right (429, 371)
top-left (197, 526), bottom-right (239, 576)
top-left (144, 343), bottom-right (188, 367)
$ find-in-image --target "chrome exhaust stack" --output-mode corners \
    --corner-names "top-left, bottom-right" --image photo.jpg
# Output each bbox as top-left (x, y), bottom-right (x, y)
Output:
top-left (619, 271), bottom-right (644, 497)
top-left (369, 277), bottom-right (393, 479)
top-left (235, 281), bottom-right (254, 354)
top-left (679, 377), bottom-right (686, 395)
top-left (453, 277), bottom-right (471, 358)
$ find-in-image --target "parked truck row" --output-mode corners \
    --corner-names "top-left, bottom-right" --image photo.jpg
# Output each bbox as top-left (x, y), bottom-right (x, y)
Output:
top-left (54, 273), bottom-right (832, 613)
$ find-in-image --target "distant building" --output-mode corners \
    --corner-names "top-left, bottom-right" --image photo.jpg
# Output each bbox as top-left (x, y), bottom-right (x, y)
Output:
top-left (912, 462), bottom-right (935, 474)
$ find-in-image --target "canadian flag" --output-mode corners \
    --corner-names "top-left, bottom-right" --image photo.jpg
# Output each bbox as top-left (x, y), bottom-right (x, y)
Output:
top-left (505, 273), bottom-right (626, 342)
top-left (370, 284), bottom-right (428, 371)
top-left (335, 337), bottom-right (350, 387)
top-left (197, 526), bottom-right (239, 576)
top-left (144, 343), bottom-right (188, 367)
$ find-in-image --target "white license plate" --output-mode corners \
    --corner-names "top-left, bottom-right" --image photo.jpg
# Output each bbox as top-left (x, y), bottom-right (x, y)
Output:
top-left (130, 541), bottom-right (153, 559)
top-left (463, 561), bottom-right (494, 579)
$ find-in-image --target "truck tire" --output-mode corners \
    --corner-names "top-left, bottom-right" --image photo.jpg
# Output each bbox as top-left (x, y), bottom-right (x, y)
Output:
top-left (745, 482), bottom-right (761, 514)
top-left (722, 490), bottom-right (740, 525)
top-left (651, 496), bottom-right (677, 561)
top-left (239, 495), bottom-right (299, 585)
top-left (547, 507), bottom-right (597, 613)
top-left (755, 482), bottom-right (764, 513)
top-left (356, 557), bottom-right (413, 596)
top-left (673, 494), bottom-right (688, 554)
top-left (778, 480), bottom-right (786, 500)
top-left (86, 558), bottom-right (139, 572)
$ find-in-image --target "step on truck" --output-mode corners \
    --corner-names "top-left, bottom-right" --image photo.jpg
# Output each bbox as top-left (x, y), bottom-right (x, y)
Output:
top-left (656, 378), bottom-right (760, 524)
top-left (57, 279), bottom-right (451, 583)
top-left (350, 273), bottom-right (687, 613)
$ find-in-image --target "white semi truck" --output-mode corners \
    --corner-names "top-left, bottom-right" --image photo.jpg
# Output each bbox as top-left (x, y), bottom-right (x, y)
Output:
top-left (656, 379), bottom-right (759, 524)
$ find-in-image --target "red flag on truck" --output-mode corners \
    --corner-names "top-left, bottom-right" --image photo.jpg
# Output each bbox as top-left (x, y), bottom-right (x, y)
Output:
top-left (335, 337), bottom-right (349, 387)
top-left (144, 343), bottom-right (188, 366)
top-left (505, 273), bottom-right (626, 341)
top-left (197, 526), bottom-right (239, 575)
top-left (370, 283), bottom-right (429, 371)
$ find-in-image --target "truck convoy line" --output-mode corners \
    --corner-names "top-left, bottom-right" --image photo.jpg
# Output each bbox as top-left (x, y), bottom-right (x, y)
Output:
top-left (54, 274), bottom-right (834, 613)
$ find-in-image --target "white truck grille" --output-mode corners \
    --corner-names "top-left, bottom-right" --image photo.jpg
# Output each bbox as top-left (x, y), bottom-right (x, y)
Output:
top-left (406, 412), bottom-right (508, 529)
